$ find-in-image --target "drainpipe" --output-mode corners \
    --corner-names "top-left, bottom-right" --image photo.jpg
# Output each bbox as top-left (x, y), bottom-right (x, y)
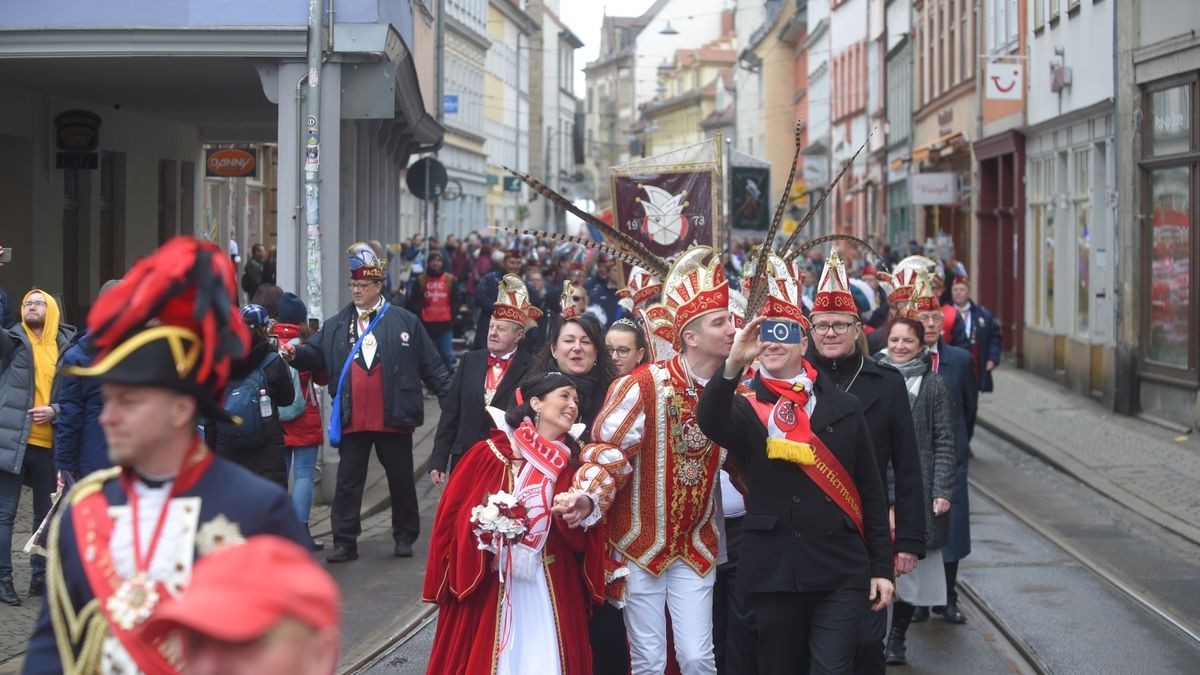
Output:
top-left (304, 0), bottom-right (324, 319)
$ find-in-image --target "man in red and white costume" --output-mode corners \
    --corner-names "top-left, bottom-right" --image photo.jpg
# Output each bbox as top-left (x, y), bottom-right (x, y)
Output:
top-left (573, 246), bottom-right (736, 675)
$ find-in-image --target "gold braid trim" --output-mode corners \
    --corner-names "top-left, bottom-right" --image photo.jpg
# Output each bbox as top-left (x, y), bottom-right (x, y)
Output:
top-left (48, 470), bottom-right (121, 674)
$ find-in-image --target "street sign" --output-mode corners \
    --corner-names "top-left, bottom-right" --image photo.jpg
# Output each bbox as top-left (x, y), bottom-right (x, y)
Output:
top-left (443, 94), bottom-right (459, 115)
top-left (909, 172), bottom-right (958, 205)
top-left (503, 176), bottom-right (522, 192)
top-left (986, 62), bottom-right (1023, 100)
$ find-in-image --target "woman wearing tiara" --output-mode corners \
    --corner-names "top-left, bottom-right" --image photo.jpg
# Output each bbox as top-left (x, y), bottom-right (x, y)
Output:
top-left (423, 372), bottom-right (609, 675)
top-left (605, 318), bottom-right (650, 377)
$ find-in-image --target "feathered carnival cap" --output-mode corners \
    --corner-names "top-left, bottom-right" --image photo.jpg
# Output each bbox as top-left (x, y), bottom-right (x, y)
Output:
top-left (811, 247), bottom-right (858, 318)
top-left (66, 237), bottom-right (251, 422)
top-left (880, 255), bottom-right (939, 306)
top-left (616, 265), bottom-right (663, 309)
top-left (663, 246), bottom-right (729, 338)
top-left (347, 241), bottom-right (385, 281)
top-left (902, 267), bottom-right (942, 318)
top-left (560, 280), bottom-right (584, 321)
top-left (759, 253), bottom-right (811, 330)
top-left (492, 274), bottom-right (541, 329)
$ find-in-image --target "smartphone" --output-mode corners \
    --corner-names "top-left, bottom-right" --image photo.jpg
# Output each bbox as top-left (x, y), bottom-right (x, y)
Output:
top-left (761, 319), bottom-right (802, 344)
top-left (0, 247), bottom-right (11, 264)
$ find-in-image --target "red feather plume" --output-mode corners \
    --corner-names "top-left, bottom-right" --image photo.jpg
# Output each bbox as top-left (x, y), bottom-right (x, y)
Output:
top-left (86, 237), bottom-right (250, 395)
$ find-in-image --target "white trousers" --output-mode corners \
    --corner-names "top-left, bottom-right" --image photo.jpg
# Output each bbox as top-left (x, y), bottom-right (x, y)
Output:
top-left (624, 560), bottom-right (717, 675)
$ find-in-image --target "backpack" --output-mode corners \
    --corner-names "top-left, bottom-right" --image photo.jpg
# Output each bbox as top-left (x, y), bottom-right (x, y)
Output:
top-left (212, 353), bottom-right (278, 450)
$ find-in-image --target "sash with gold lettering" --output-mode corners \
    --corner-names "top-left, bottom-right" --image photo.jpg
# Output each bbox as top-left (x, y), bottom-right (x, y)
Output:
top-left (744, 363), bottom-right (865, 540)
top-left (69, 442), bottom-right (214, 674)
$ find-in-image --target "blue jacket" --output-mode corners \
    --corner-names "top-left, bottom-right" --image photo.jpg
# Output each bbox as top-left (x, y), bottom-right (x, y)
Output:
top-left (934, 341), bottom-right (978, 563)
top-left (53, 331), bottom-right (111, 477)
top-left (948, 300), bottom-right (1002, 393)
top-left (23, 457), bottom-right (309, 674)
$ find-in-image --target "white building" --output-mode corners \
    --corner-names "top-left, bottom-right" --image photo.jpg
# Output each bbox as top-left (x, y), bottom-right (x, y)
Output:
top-left (733, 0), bottom-right (768, 158)
top-left (485, 0), bottom-right (537, 229)
top-left (802, 0), bottom-right (832, 237)
top-left (528, 0), bottom-right (583, 232)
top-left (1022, 0), bottom-right (1116, 396)
top-left (439, 0), bottom-right (492, 238)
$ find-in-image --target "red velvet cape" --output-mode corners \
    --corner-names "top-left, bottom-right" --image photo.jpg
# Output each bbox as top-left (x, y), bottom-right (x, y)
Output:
top-left (422, 430), bottom-right (607, 675)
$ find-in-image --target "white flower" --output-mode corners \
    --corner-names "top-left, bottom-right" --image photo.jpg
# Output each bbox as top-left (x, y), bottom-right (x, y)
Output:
top-left (491, 492), bottom-right (517, 508)
top-left (481, 504), bottom-right (501, 522)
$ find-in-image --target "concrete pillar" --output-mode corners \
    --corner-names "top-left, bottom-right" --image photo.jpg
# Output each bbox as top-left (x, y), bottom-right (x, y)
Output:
top-left (318, 63), bottom-right (342, 320)
top-left (275, 62), bottom-right (306, 297)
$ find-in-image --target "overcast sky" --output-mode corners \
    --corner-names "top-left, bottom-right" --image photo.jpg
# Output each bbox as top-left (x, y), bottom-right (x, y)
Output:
top-left (559, 0), bottom-right (657, 93)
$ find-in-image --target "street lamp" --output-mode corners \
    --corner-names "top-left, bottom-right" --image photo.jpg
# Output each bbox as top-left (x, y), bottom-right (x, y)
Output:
top-left (659, 21), bottom-right (679, 35)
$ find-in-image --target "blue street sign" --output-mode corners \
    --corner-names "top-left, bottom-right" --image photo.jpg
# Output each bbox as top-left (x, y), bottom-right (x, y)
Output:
top-left (443, 95), bottom-right (459, 115)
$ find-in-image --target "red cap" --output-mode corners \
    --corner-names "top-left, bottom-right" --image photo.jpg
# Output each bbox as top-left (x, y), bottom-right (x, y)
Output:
top-left (861, 265), bottom-right (877, 276)
top-left (952, 275), bottom-right (970, 288)
top-left (141, 536), bottom-right (340, 642)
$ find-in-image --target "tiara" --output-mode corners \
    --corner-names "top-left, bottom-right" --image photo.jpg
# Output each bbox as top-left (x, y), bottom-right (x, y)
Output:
top-left (612, 317), bottom-right (641, 331)
top-left (544, 371), bottom-right (566, 377)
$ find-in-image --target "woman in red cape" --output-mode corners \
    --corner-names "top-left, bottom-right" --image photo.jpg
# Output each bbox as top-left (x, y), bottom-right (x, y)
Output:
top-left (423, 372), bottom-right (608, 675)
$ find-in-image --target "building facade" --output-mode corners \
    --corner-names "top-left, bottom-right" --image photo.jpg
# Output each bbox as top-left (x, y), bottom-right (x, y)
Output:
top-left (0, 0), bottom-right (443, 323)
top-left (484, 0), bottom-right (536, 230)
top-left (528, 0), bottom-right (583, 232)
top-left (639, 28), bottom-right (736, 157)
top-left (1021, 0), bottom-right (1116, 401)
top-left (1115, 0), bottom-right (1200, 428)
top-left (582, 15), bottom-right (639, 212)
top-left (440, 0), bottom-right (492, 239)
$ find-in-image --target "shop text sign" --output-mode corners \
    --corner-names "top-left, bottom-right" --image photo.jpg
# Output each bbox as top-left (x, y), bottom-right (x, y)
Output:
top-left (909, 173), bottom-right (957, 205)
top-left (206, 147), bottom-right (257, 177)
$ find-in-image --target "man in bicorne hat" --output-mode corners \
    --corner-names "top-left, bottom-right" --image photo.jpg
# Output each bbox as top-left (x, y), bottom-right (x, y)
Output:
top-left (429, 274), bottom-right (538, 485)
top-left (563, 246), bottom-right (737, 675)
top-left (23, 237), bottom-right (309, 675)
top-left (472, 249), bottom-right (524, 350)
top-left (283, 243), bottom-right (450, 563)
top-left (805, 248), bottom-right (925, 675)
top-left (697, 253), bottom-right (892, 674)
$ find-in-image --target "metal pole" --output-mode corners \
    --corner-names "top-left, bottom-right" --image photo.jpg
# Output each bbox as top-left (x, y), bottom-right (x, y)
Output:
top-left (303, 0), bottom-right (324, 319)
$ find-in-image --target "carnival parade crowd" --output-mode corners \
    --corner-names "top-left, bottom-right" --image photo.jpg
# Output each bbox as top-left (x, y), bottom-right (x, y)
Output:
top-left (0, 223), bottom-right (1001, 674)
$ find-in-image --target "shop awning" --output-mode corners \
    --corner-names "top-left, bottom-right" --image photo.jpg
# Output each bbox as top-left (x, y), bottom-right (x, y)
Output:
top-left (911, 131), bottom-right (968, 164)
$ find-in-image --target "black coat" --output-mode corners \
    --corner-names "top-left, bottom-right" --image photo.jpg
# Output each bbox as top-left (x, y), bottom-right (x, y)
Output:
top-left (697, 366), bottom-right (892, 594)
top-left (933, 341), bottom-right (977, 562)
top-left (290, 301), bottom-right (451, 429)
top-left (429, 347), bottom-right (533, 472)
top-left (809, 352), bottom-right (927, 558)
top-left (205, 340), bottom-right (295, 489)
top-left (948, 300), bottom-right (1002, 392)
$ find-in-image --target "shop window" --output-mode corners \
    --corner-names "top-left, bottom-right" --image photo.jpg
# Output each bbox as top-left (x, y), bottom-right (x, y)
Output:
top-left (1140, 76), bottom-right (1198, 380)
top-left (1028, 157), bottom-right (1056, 328)
top-left (1074, 148), bottom-right (1091, 334)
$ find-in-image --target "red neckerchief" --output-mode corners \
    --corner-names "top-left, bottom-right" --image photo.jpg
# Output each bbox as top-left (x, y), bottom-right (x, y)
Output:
top-left (71, 437), bottom-right (213, 674)
top-left (757, 360), bottom-right (818, 444)
top-left (511, 420), bottom-right (571, 552)
top-left (485, 353), bottom-right (513, 394)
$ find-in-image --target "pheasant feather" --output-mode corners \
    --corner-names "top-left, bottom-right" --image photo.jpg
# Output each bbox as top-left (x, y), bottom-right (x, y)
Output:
top-left (746, 120), bottom-right (804, 318)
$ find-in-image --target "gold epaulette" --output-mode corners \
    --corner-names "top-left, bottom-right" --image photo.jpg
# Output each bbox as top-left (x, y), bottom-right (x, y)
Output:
top-left (68, 467), bottom-right (122, 506)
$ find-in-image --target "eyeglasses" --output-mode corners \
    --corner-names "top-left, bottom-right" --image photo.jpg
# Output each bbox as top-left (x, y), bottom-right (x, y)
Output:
top-left (347, 282), bottom-right (378, 290)
top-left (916, 314), bottom-right (943, 325)
top-left (22, 300), bottom-right (47, 308)
top-left (811, 321), bottom-right (856, 336)
top-left (607, 346), bottom-right (633, 358)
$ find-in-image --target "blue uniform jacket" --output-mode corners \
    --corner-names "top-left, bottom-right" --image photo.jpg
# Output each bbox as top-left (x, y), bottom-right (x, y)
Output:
top-left (22, 456), bottom-right (309, 674)
top-left (934, 341), bottom-right (978, 563)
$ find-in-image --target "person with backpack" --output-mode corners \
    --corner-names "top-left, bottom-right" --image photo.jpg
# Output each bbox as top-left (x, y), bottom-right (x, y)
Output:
top-left (205, 304), bottom-right (295, 489)
top-left (270, 293), bottom-right (328, 551)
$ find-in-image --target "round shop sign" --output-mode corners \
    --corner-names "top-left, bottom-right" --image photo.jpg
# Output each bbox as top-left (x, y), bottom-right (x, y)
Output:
top-left (206, 148), bottom-right (257, 177)
top-left (54, 109), bottom-right (102, 152)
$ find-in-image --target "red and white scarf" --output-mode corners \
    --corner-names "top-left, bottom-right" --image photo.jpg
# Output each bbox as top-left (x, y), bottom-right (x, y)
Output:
top-left (511, 420), bottom-right (571, 561)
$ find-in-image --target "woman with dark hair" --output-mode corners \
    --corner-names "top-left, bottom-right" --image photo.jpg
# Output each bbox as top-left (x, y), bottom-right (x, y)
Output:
top-left (205, 304), bottom-right (295, 489)
top-left (423, 372), bottom-right (608, 675)
top-left (526, 314), bottom-right (617, 440)
top-left (605, 318), bottom-right (649, 376)
top-left (874, 317), bottom-right (956, 665)
top-left (250, 283), bottom-right (284, 319)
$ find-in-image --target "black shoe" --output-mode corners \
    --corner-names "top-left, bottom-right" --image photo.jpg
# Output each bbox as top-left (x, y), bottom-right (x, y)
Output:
top-left (0, 580), bottom-right (20, 606)
top-left (310, 538), bottom-right (326, 552)
top-left (393, 541), bottom-right (414, 558)
top-left (885, 637), bottom-right (907, 665)
top-left (911, 607), bottom-right (930, 623)
top-left (941, 603), bottom-right (967, 624)
top-left (28, 577), bottom-right (45, 597)
top-left (326, 546), bottom-right (358, 563)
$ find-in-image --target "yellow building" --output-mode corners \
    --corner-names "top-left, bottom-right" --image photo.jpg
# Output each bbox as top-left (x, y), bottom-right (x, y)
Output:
top-left (638, 40), bottom-right (735, 157)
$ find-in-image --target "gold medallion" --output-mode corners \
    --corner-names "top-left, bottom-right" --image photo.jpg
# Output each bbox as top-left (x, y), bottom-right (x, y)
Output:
top-left (363, 333), bottom-right (377, 349)
top-left (107, 572), bottom-right (160, 631)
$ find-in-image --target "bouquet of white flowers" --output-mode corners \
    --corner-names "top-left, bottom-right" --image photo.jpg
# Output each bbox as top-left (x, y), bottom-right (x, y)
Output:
top-left (470, 491), bottom-right (529, 581)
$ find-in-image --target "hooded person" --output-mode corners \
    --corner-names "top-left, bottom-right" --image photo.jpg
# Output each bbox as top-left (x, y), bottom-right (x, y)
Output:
top-left (23, 237), bottom-right (309, 675)
top-left (0, 289), bottom-right (75, 605)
